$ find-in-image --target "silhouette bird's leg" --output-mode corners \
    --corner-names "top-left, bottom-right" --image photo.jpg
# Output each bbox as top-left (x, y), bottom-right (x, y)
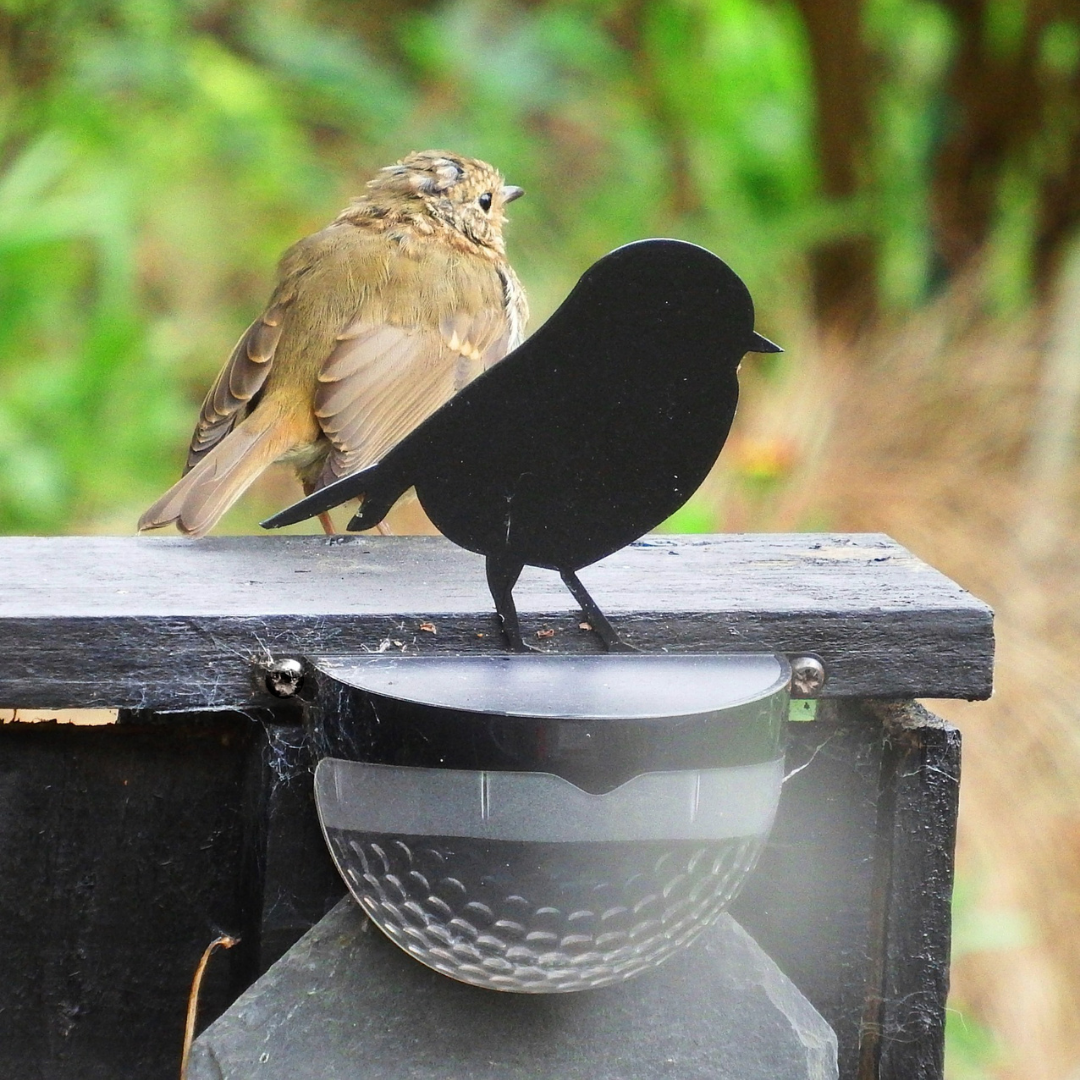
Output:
top-left (305, 478), bottom-right (391, 536)
top-left (560, 570), bottom-right (637, 652)
top-left (487, 556), bottom-right (533, 652)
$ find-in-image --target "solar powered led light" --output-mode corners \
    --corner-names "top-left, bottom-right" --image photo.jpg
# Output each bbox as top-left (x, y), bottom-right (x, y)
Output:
top-left (302, 652), bottom-right (790, 992)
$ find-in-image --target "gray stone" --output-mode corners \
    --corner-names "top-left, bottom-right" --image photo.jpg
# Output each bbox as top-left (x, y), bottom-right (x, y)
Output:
top-left (190, 897), bottom-right (837, 1080)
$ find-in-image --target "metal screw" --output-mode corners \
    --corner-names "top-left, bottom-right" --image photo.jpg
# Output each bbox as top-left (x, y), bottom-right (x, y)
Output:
top-left (790, 655), bottom-right (826, 698)
top-left (265, 658), bottom-right (304, 698)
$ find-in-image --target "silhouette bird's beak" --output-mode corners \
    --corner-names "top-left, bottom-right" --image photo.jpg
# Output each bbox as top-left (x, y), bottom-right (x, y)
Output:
top-left (747, 332), bottom-right (782, 353)
top-left (502, 185), bottom-right (525, 203)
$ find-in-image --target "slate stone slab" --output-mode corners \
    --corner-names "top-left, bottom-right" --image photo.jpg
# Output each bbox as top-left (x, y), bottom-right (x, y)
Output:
top-left (0, 533), bottom-right (993, 708)
top-left (189, 897), bottom-right (838, 1080)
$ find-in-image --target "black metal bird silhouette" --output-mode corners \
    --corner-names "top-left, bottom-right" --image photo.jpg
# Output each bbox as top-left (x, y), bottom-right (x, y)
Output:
top-left (263, 239), bottom-right (780, 651)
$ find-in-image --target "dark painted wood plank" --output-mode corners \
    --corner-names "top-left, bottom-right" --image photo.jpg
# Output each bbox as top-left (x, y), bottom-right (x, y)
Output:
top-left (0, 717), bottom-right (265, 1080)
top-left (0, 534), bottom-right (993, 708)
top-left (866, 706), bottom-right (960, 1080)
top-left (253, 723), bottom-right (345, 972)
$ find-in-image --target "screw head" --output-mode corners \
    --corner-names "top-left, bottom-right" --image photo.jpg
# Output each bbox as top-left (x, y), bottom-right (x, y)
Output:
top-left (265, 658), bottom-right (304, 698)
top-left (790, 655), bottom-right (826, 698)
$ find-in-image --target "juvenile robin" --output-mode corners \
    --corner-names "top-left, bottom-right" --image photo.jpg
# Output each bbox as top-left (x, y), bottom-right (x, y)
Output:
top-left (138, 150), bottom-right (528, 538)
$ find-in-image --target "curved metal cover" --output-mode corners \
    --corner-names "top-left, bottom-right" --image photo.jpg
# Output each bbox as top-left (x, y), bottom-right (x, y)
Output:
top-left (313, 653), bottom-right (790, 723)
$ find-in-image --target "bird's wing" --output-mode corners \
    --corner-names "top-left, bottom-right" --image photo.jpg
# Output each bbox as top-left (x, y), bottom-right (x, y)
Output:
top-left (181, 227), bottom-right (325, 473)
top-left (312, 293), bottom-right (512, 487)
top-left (183, 305), bottom-right (287, 471)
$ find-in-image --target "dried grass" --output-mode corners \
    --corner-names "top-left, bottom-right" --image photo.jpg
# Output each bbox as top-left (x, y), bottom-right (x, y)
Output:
top-left (715, 256), bottom-right (1080, 1079)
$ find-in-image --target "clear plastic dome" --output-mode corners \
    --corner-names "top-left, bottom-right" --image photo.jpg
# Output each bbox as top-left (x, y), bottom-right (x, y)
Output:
top-left (309, 653), bottom-right (790, 994)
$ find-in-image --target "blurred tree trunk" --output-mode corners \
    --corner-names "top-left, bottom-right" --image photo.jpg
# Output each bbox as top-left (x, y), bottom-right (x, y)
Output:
top-left (933, 0), bottom-right (1080, 290)
top-left (793, 0), bottom-right (878, 333)
top-left (605, 0), bottom-right (705, 218)
top-left (319, 0), bottom-right (442, 63)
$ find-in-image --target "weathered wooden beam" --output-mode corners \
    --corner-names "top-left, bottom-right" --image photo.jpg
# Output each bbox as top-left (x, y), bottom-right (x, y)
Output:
top-left (0, 533), bottom-right (993, 709)
top-left (866, 706), bottom-right (961, 1080)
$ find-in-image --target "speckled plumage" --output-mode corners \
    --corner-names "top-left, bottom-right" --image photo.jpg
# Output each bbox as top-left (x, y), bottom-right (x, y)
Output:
top-left (138, 150), bottom-right (528, 538)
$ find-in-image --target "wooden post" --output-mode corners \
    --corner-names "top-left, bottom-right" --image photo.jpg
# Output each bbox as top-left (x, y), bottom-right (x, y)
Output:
top-left (0, 534), bottom-right (991, 1080)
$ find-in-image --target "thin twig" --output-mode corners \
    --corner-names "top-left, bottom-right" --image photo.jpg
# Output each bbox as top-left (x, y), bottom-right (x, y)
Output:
top-left (180, 934), bottom-right (239, 1080)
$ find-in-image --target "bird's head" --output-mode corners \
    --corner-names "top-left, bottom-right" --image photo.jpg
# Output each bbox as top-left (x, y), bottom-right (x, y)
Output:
top-left (361, 150), bottom-right (524, 254)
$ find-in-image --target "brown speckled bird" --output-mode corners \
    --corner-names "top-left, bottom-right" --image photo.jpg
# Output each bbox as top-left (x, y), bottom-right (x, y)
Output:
top-left (138, 150), bottom-right (528, 538)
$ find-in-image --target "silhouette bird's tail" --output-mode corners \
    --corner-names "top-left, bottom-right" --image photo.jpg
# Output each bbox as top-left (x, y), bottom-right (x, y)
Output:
top-left (261, 458), bottom-right (408, 532)
top-left (138, 415), bottom-right (293, 539)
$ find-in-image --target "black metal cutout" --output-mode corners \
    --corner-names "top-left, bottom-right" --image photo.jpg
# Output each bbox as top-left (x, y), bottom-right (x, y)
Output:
top-left (263, 239), bottom-right (781, 649)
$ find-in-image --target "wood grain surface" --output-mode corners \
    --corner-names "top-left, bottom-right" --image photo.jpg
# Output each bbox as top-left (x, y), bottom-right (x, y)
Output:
top-left (0, 533), bottom-right (993, 708)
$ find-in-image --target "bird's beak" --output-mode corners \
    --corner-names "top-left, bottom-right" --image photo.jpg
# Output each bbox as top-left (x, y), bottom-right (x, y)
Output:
top-left (502, 185), bottom-right (525, 204)
top-left (747, 332), bottom-right (782, 353)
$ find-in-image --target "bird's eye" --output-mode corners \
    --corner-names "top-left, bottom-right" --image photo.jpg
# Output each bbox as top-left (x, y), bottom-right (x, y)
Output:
top-left (478, 192), bottom-right (493, 212)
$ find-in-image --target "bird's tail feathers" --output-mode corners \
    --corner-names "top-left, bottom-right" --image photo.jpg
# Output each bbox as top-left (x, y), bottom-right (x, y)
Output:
top-left (138, 417), bottom-right (290, 538)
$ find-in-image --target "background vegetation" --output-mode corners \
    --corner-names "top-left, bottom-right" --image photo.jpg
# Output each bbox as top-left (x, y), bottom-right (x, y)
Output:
top-left (3, 1), bottom-right (1080, 1076)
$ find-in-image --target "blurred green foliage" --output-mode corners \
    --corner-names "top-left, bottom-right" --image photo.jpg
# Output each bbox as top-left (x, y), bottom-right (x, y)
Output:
top-left (0, 0), bottom-right (931, 532)
top-left (0, 0), bottom-right (1066, 533)
top-left (945, 877), bottom-right (1033, 1079)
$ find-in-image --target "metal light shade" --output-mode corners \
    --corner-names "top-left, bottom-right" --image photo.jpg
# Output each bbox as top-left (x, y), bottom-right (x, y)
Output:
top-left (306, 654), bottom-right (790, 993)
